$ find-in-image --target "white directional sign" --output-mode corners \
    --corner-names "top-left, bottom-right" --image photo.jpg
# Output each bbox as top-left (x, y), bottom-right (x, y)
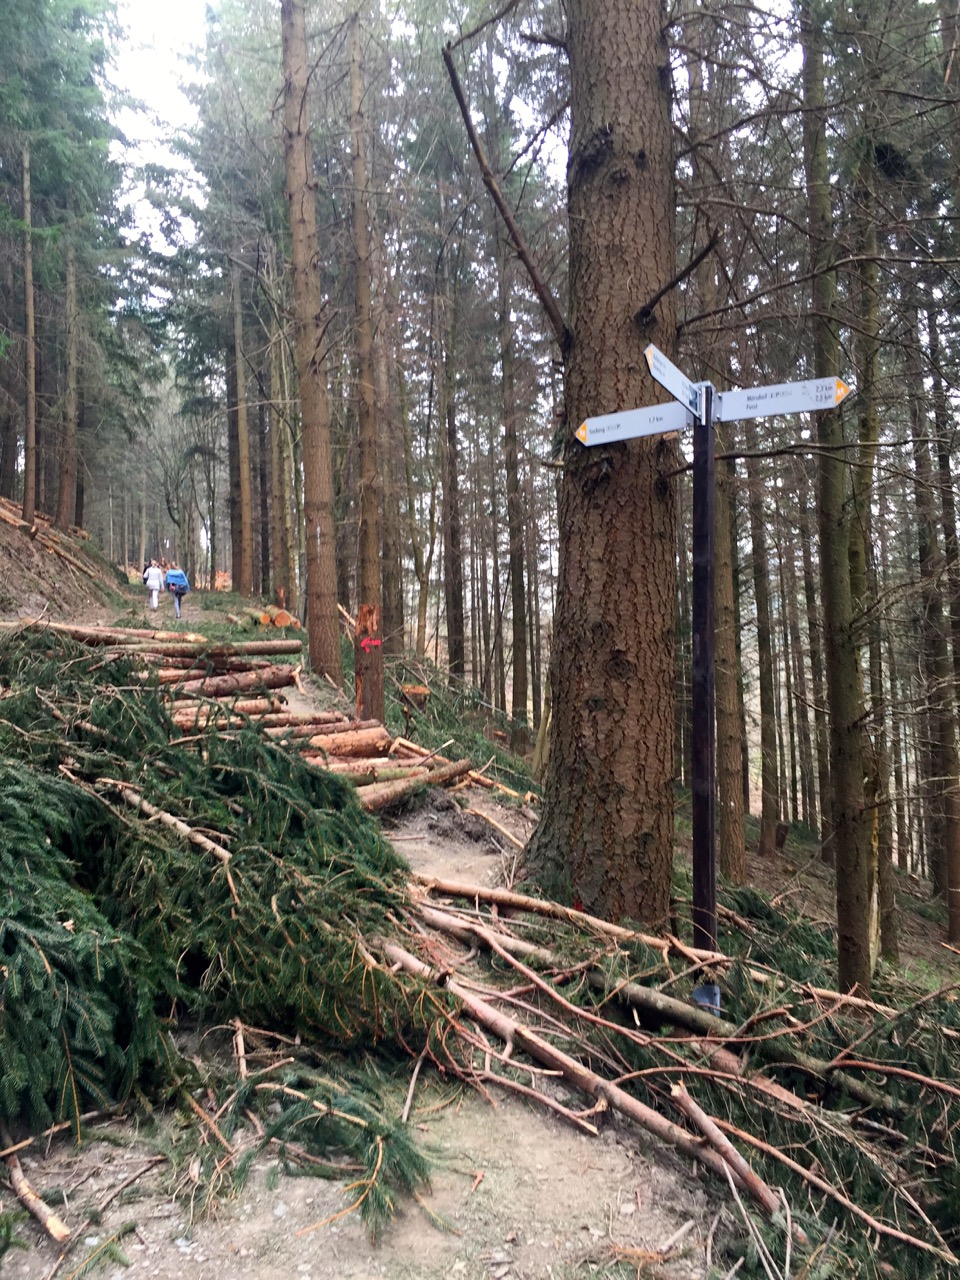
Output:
top-left (576, 399), bottom-right (692, 447)
top-left (717, 376), bottom-right (851, 423)
top-left (644, 344), bottom-right (703, 418)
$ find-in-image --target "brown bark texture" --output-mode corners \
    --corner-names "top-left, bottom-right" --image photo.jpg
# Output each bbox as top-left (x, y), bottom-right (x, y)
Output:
top-left (280, 0), bottom-right (342, 682)
top-left (526, 0), bottom-right (677, 929)
top-left (350, 14), bottom-right (383, 720)
top-left (21, 142), bottom-right (36, 527)
top-left (354, 602), bottom-right (385, 724)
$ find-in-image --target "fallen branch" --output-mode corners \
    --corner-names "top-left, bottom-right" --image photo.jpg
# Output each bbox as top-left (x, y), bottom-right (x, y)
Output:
top-left (464, 807), bottom-right (525, 850)
top-left (374, 940), bottom-right (777, 1213)
top-left (96, 779), bottom-right (240, 907)
top-left (0, 1121), bottom-right (70, 1243)
top-left (671, 1083), bottom-right (785, 1222)
top-left (713, 1115), bottom-right (958, 1266)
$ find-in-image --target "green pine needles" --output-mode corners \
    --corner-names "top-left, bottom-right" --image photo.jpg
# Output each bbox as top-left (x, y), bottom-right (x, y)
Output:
top-left (0, 630), bottom-right (433, 1228)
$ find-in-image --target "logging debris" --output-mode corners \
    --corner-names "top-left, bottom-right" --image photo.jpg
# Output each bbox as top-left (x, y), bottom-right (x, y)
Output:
top-left (1, 626), bottom-right (959, 1278)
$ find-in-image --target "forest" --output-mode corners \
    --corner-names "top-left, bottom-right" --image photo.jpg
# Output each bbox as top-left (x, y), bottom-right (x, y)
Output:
top-left (2, 0), bottom-right (960, 1004)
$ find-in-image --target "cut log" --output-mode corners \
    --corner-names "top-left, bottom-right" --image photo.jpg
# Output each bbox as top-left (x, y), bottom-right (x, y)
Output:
top-left (144, 659), bottom-right (276, 685)
top-left (341, 764), bottom-right (432, 787)
top-left (253, 711), bottom-right (350, 729)
top-left (170, 696), bottom-right (286, 721)
top-left (0, 621), bottom-right (208, 645)
top-left (357, 757), bottom-right (471, 811)
top-left (36, 532), bottom-right (100, 580)
top-left (264, 717), bottom-right (380, 741)
top-left (264, 605), bottom-right (299, 629)
top-left (302, 725), bottom-right (392, 757)
top-left (390, 737), bottom-right (526, 799)
top-left (242, 607), bottom-right (272, 626)
top-left (113, 639), bottom-right (304, 660)
top-left (170, 697), bottom-right (285, 727)
top-left (322, 756), bottom-right (411, 775)
top-left (172, 665), bottom-right (298, 698)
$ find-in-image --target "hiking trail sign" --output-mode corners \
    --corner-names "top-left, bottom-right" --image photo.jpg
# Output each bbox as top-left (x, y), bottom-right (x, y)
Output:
top-left (577, 347), bottom-right (854, 962)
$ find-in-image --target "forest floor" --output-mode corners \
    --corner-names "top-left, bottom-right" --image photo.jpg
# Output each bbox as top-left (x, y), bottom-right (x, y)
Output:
top-left (0, 529), bottom-right (953, 1280)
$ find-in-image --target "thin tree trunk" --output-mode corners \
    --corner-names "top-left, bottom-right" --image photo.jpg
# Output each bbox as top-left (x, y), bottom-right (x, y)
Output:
top-left (21, 142), bottom-right (36, 527)
top-left (908, 301), bottom-right (960, 942)
top-left (280, 0), bottom-right (342, 682)
top-left (231, 263), bottom-right (254, 596)
top-left (350, 12), bottom-right (383, 720)
top-left (745, 442), bottom-right (779, 857)
top-left (802, 1), bottom-right (874, 992)
top-left (55, 244), bottom-right (78, 530)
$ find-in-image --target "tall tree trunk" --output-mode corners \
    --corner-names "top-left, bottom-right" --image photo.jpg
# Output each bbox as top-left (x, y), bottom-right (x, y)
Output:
top-left (350, 13), bottom-right (383, 721)
top-left (231, 263), bottom-right (254, 596)
top-left (21, 142), bottom-right (36, 527)
top-left (280, 0), bottom-right (342, 682)
top-left (226, 338), bottom-right (242, 587)
top-left (493, 232), bottom-right (528, 749)
top-left (802, 1), bottom-right (874, 992)
top-left (257, 396), bottom-right (270, 596)
top-left (527, 0), bottom-right (676, 926)
top-left (799, 465), bottom-right (831, 856)
top-left (55, 243), bottom-right (78, 530)
top-left (442, 389), bottom-right (466, 681)
top-left (374, 243), bottom-right (405, 657)
top-left (908, 302), bottom-right (960, 942)
top-left (745, 442), bottom-right (779, 857)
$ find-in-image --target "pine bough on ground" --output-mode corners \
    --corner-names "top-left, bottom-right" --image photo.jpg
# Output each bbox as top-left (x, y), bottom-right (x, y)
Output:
top-left (0, 629), bottom-right (958, 1277)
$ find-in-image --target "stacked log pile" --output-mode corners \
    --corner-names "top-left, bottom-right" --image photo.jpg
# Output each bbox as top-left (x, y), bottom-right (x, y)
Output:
top-left (5, 621), bottom-right (474, 811)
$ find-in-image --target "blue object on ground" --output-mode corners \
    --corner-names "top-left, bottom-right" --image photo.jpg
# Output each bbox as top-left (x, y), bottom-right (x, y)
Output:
top-left (691, 983), bottom-right (721, 1014)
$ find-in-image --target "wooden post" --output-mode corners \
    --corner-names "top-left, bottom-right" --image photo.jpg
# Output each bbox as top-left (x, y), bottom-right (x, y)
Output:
top-left (354, 602), bottom-right (384, 722)
top-left (691, 382), bottom-right (717, 953)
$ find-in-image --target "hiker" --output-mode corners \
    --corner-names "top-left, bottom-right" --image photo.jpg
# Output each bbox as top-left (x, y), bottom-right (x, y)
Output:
top-left (165, 565), bottom-right (190, 619)
top-left (143, 560), bottom-right (163, 611)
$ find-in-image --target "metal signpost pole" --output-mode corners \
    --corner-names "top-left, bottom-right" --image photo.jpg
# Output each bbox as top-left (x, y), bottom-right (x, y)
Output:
top-left (691, 383), bottom-right (717, 957)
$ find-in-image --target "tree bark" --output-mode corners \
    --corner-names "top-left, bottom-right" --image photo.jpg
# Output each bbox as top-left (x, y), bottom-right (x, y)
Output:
top-left (21, 142), bottom-right (36, 527)
top-left (350, 13), bottom-right (383, 719)
top-left (280, 0), bottom-right (342, 682)
top-left (55, 244), bottom-right (78, 530)
top-left (231, 263), bottom-right (254, 596)
top-left (745, 437), bottom-right (779, 857)
top-left (801, 1), bottom-right (874, 992)
top-left (526, 0), bottom-right (677, 928)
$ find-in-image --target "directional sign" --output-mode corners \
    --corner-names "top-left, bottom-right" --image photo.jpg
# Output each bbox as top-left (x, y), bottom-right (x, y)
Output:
top-left (644, 344), bottom-right (703, 418)
top-left (576, 399), bottom-right (692, 447)
top-left (717, 376), bottom-right (851, 423)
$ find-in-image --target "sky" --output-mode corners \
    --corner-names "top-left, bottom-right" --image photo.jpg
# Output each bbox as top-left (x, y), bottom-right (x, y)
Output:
top-left (110, 0), bottom-right (212, 242)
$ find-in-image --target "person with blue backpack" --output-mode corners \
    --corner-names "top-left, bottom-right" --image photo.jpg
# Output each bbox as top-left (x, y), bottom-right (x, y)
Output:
top-left (165, 565), bottom-right (191, 618)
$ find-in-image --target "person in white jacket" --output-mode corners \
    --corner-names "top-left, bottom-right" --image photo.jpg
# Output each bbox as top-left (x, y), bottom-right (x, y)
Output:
top-left (143, 561), bottom-right (164, 610)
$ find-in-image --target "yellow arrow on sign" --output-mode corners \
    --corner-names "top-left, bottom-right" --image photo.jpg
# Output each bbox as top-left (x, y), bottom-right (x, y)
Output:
top-left (836, 379), bottom-right (851, 404)
top-left (576, 422), bottom-right (588, 443)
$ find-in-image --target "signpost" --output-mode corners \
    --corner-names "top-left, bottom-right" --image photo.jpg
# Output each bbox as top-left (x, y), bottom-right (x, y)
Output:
top-left (576, 399), bottom-right (691, 447)
top-left (644, 344), bottom-right (703, 417)
top-left (579, 347), bottom-right (854, 963)
top-left (716, 376), bottom-right (851, 422)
